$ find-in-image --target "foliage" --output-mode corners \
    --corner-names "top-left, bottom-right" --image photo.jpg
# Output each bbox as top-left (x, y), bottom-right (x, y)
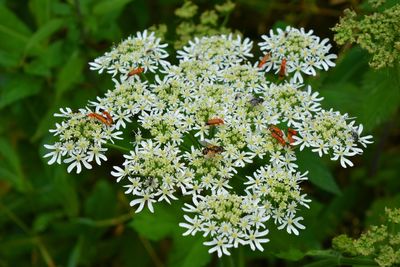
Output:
top-left (0, 0), bottom-right (399, 266)
top-left (332, 0), bottom-right (400, 69)
top-left (332, 208), bottom-right (400, 267)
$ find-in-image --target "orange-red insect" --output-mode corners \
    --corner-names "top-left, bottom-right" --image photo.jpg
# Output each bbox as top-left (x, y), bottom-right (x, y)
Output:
top-left (269, 125), bottom-right (286, 146)
top-left (87, 111), bottom-right (113, 126)
top-left (258, 53), bottom-right (271, 68)
top-left (279, 58), bottom-right (287, 79)
top-left (206, 118), bottom-right (224, 126)
top-left (127, 67), bottom-right (144, 77)
top-left (287, 128), bottom-right (297, 145)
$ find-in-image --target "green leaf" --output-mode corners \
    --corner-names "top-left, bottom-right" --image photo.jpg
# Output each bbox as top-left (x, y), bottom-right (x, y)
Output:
top-left (0, 49), bottom-right (20, 67)
top-left (365, 194), bottom-right (400, 226)
top-left (297, 150), bottom-right (341, 195)
top-left (324, 47), bottom-right (369, 85)
top-left (28, 0), bottom-right (51, 27)
top-left (359, 67), bottom-right (400, 131)
top-left (168, 234), bottom-right (211, 267)
top-left (24, 18), bottom-right (65, 55)
top-left (67, 236), bottom-right (84, 267)
top-left (0, 137), bottom-right (30, 192)
top-left (320, 82), bottom-right (362, 118)
top-left (0, 5), bottom-right (31, 52)
top-left (92, 0), bottom-right (133, 15)
top-left (276, 248), bottom-right (305, 261)
top-left (33, 211), bottom-right (64, 233)
top-left (84, 180), bottom-right (116, 220)
top-left (129, 203), bottom-right (182, 241)
top-left (0, 75), bottom-right (42, 109)
top-left (55, 50), bottom-right (85, 97)
top-left (53, 167), bottom-right (79, 217)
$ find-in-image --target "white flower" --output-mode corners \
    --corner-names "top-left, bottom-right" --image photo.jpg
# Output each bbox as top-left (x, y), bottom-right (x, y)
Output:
top-left (130, 191), bottom-right (157, 213)
top-left (247, 229), bottom-right (270, 251)
top-left (64, 153), bottom-right (92, 174)
top-left (277, 214), bottom-right (305, 235)
top-left (204, 237), bottom-right (233, 258)
top-left (89, 30), bottom-right (169, 78)
top-left (258, 26), bottom-right (336, 82)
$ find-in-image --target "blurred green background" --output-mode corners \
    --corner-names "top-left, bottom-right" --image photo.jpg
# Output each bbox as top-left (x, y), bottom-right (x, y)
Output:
top-left (0, 0), bottom-right (399, 266)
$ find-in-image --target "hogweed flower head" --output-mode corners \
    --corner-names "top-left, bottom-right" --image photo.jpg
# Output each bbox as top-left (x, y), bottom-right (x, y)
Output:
top-left (45, 28), bottom-right (373, 257)
top-left (44, 107), bottom-right (122, 173)
top-left (259, 26), bottom-right (337, 83)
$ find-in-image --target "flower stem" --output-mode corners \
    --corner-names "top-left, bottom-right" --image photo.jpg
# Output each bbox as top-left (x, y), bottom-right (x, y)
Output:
top-left (105, 143), bottom-right (131, 153)
top-left (338, 256), bottom-right (377, 266)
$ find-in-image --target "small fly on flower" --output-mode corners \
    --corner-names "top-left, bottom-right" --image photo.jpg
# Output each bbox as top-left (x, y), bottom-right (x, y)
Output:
top-left (206, 118), bottom-right (225, 126)
top-left (87, 110), bottom-right (113, 126)
top-left (202, 145), bottom-right (225, 158)
top-left (199, 140), bottom-right (224, 158)
top-left (351, 130), bottom-right (359, 142)
top-left (128, 67), bottom-right (144, 77)
top-left (249, 97), bottom-right (264, 106)
top-left (279, 58), bottom-right (287, 79)
top-left (258, 52), bottom-right (271, 68)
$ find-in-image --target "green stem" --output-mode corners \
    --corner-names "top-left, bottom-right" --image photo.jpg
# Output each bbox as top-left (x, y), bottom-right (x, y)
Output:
top-left (104, 143), bottom-right (131, 153)
top-left (237, 246), bottom-right (245, 267)
top-left (0, 202), bottom-right (56, 267)
top-left (74, 212), bottom-right (134, 227)
top-left (221, 12), bottom-right (231, 28)
top-left (139, 235), bottom-right (165, 267)
top-left (338, 256), bottom-right (377, 266)
top-left (140, 73), bottom-right (149, 82)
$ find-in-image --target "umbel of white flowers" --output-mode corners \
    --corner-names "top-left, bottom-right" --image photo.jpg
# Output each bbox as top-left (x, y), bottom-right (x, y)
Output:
top-left (44, 27), bottom-right (373, 257)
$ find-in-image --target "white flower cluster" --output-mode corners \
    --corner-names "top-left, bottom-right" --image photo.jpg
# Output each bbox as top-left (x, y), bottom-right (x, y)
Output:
top-left (45, 28), bottom-right (373, 257)
top-left (258, 26), bottom-right (338, 83)
top-left (89, 30), bottom-right (169, 77)
top-left (44, 108), bottom-right (122, 173)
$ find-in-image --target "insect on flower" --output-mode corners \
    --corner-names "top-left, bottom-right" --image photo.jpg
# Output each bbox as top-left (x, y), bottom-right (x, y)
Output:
top-left (351, 130), bottom-right (359, 142)
top-left (287, 128), bottom-right (297, 145)
top-left (258, 52), bottom-right (271, 68)
top-left (269, 125), bottom-right (286, 146)
top-left (200, 140), bottom-right (224, 158)
top-left (127, 67), bottom-right (144, 77)
top-left (279, 58), bottom-right (287, 79)
top-left (87, 110), bottom-right (113, 126)
top-left (249, 97), bottom-right (264, 106)
top-left (202, 145), bottom-right (225, 158)
top-left (206, 118), bottom-right (224, 126)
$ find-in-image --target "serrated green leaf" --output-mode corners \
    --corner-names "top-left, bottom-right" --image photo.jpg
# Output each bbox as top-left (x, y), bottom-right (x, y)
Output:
top-left (92, 0), bottom-right (133, 15)
top-left (168, 234), bottom-right (211, 267)
top-left (24, 18), bottom-right (65, 55)
top-left (0, 75), bottom-right (42, 109)
top-left (297, 150), bottom-right (341, 195)
top-left (129, 203), bottom-right (182, 241)
top-left (55, 50), bottom-right (85, 97)
top-left (28, 0), bottom-right (51, 27)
